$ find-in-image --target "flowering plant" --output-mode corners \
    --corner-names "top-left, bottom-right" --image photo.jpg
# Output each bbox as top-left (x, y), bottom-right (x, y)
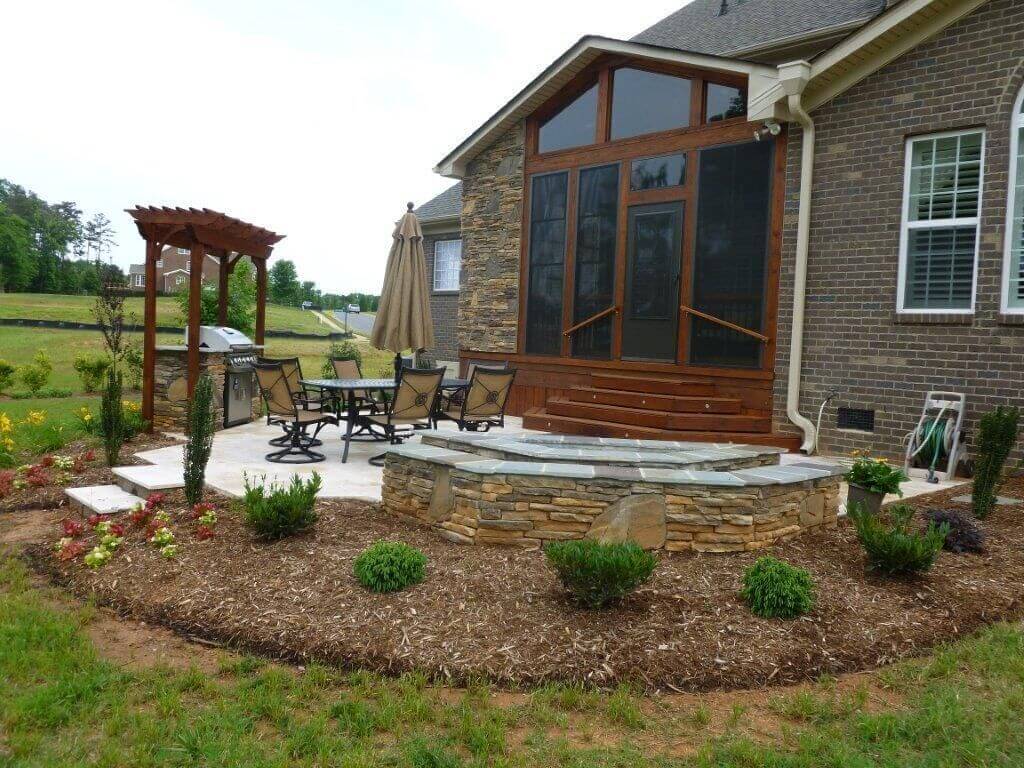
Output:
top-left (52, 455), bottom-right (74, 471)
top-left (145, 492), bottom-right (166, 510)
top-left (0, 470), bottom-right (15, 499)
top-left (56, 539), bottom-right (87, 562)
top-left (87, 512), bottom-right (102, 527)
top-left (84, 546), bottom-right (112, 568)
top-left (195, 524), bottom-right (215, 541)
top-left (25, 465), bottom-right (49, 487)
top-left (149, 527), bottom-right (174, 547)
top-left (159, 544), bottom-right (179, 559)
top-left (844, 453), bottom-right (907, 496)
top-left (100, 534), bottom-right (123, 550)
top-left (130, 504), bottom-right (151, 527)
top-left (95, 520), bottom-right (113, 535)
top-left (190, 502), bottom-right (216, 520)
top-left (22, 410), bottom-right (46, 426)
top-left (61, 518), bottom-right (85, 538)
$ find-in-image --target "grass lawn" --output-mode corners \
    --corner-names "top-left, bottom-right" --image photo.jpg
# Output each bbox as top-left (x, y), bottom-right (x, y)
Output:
top-left (0, 293), bottom-right (332, 336)
top-left (1, 555), bottom-right (1023, 766)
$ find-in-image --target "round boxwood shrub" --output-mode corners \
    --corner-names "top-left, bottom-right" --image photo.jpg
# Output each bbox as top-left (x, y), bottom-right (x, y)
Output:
top-left (544, 539), bottom-right (658, 609)
top-left (354, 541), bottom-right (427, 593)
top-left (740, 556), bottom-right (815, 619)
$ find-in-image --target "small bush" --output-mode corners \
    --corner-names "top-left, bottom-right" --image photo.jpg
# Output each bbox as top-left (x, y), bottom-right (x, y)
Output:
top-left (972, 406), bottom-right (1020, 519)
top-left (321, 340), bottom-right (363, 377)
top-left (925, 508), bottom-right (985, 554)
top-left (354, 541), bottom-right (427, 593)
top-left (123, 342), bottom-right (143, 391)
top-left (10, 387), bottom-right (72, 400)
top-left (844, 455), bottom-right (907, 496)
top-left (0, 360), bottom-right (15, 394)
top-left (99, 369), bottom-right (125, 466)
top-left (544, 539), bottom-right (657, 609)
top-left (17, 350), bottom-right (53, 395)
top-left (740, 556), bottom-right (815, 619)
top-left (243, 472), bottom-right (322, 540)
top-left (850, 503), bottom-right (949, 576)
top-left (72, 354), bottom-right (112, 393)
top-left (184, 374), bottom-right (215, 505)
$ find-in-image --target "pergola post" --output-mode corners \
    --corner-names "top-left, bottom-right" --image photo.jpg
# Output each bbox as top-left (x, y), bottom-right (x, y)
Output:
top-left (187, 241), bottom-right (206, 397)
top-left (141, 239), bottom-right (159, 427)
top-left (217, 251), bottom-right (230, 326)
top-left (255, 258), bottom-right (267, 345)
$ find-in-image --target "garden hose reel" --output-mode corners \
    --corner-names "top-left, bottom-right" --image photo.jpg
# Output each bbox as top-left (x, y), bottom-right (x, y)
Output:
top-left (903, 391), bottom-right (966, 483)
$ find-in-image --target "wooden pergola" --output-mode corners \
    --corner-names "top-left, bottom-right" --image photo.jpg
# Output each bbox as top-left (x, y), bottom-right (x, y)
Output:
top-left (126, 206), bottom-right (285, 427)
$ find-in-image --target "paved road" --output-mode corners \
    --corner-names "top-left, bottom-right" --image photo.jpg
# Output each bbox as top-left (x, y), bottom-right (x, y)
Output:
top-left (328, 310), bottom-right (375, 337)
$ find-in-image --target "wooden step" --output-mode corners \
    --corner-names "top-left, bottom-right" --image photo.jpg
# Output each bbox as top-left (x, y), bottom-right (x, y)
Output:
top-left (523, 408), bottom-right (802, 450)
top-left (569, 386), bottom-right (742, 414)
top-left (590, 373), bottom-right (717, 397)
top-left (547, 398), bottom-right (770, 433)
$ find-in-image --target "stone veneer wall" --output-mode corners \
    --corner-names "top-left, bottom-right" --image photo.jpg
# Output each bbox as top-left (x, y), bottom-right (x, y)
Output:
top-left (153, 348), bottom-right (259, 432)
top-left (458, 122), bottom-right (525, 353)
top-left (382, 455), bottom-right (840, 553)
top-left (772, 0), bottom-right (1024, 460)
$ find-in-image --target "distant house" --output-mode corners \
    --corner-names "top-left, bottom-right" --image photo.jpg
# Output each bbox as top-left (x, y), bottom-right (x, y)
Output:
top-left (427, 0), bottom-right (1024, 457)
top-left (127, 246), bottom-right (220, 293)
top-left (414, 183), bottom-right (463, 362)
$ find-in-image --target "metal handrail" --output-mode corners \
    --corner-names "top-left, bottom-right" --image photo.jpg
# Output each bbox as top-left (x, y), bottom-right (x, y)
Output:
top-left (563, 305), bottom-right (620, 337)
top-left (680, 305), bottom-right (769, 344)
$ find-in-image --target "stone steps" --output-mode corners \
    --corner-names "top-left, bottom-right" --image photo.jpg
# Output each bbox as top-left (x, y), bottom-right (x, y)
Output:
top-left (65, 485), bottom-right (146, 517)
top-left (112, 465), bottom-right (184, 497)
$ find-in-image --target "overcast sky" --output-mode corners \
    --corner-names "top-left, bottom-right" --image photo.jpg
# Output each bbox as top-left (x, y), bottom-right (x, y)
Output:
top-left (2, 0), bottom-right (684, 294)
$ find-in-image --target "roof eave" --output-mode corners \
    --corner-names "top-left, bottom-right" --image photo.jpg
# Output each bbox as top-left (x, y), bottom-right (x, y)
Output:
top-left (434, 35), bottom-right (779, 179)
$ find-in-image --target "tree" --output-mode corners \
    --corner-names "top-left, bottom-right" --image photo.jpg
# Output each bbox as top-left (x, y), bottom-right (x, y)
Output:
top-left (0, 204), bottom-right (35, 291)
top-left (268, 259), bottom-right (300, 305)
top-left (175, 258), bottom-right (257, 336)
top-left (83, 213), bottom-right (116, 266)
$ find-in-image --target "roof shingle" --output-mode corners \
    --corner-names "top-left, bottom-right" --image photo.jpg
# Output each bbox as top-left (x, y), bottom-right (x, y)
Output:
top-left (414, 183), bottom-right (462, 223)
top-left (632, 0), bottom-right (886, 57)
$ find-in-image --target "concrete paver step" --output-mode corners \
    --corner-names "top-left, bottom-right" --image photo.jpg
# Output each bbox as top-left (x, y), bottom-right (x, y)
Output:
top-left (65, 484), bottom-right (145, 516)
top-left (112, 465), bottom-right (184, 496)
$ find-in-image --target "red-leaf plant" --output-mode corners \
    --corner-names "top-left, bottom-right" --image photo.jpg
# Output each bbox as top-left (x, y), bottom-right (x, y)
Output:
top-left (56, 540), bottom-right (88, 562)
top-left (195, 524), bottom-right (215, 541)
top-left (61, 518), bottom-right (85, 538)
top-left (0, 470), bottom-right (14, 499)
top-left (190, 502), bottom-right (216, 520)
top-left (40, 455), bottom-right (55, 468)
top-left (26, 465), bottom-right (49, 487)
top-left (87, 513), bottom-right (102, 528)
top-left (129, 504), bottom-right (151, 527)
top-left (145, 492), bottom-right (166, 511)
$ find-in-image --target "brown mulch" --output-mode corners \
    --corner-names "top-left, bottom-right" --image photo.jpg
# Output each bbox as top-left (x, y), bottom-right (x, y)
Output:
top-left (26, 478), bottom-right (1024, 693)
top-left (0, 433), bottom-right (180, 514)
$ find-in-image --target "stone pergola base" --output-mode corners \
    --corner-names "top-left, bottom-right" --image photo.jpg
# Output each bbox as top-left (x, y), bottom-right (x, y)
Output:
top-left (381, 435), bottom-right (842, 552)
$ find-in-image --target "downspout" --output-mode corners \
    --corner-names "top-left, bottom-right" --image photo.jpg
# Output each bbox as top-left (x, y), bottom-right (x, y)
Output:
top-left (777, 60), bottom-right (818, 453)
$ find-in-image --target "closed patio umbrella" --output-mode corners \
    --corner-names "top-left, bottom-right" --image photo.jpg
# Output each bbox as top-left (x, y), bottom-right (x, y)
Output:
top-left (370, 203), bottom-right (434, 379)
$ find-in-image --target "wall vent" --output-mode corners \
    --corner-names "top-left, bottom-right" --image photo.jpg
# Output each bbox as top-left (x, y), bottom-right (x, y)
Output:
top-left (837, 407), bottom-right (875, 432)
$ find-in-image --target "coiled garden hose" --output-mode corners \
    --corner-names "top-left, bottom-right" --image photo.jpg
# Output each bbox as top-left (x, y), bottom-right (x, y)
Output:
top-left (906, 409), bottom-right (954, 482)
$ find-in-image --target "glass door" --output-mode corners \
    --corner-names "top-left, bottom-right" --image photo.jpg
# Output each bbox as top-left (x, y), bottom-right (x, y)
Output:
top-left (621, 201), bottom-right (683, 361)
top-left (571, 164), bottom-right (619, 359)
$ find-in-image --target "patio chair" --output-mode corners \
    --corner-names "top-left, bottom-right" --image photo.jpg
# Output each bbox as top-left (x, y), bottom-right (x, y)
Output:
top-left (437, 366), bottom-right (516, 432)
top-left (259, 356), bottom-right (330, 446)
top-left (361, 367), bottom-right (445, 445)
top-left (254, 362), bottom-right (338, 463)
top-left (442, 359), bottom-right (510, 415)
top-left (330, 356), bottom-right (386, 440)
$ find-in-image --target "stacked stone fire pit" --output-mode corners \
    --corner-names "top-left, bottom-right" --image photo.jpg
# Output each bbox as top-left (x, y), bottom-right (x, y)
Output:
top-left (382, 434), bottom-right (842, 552)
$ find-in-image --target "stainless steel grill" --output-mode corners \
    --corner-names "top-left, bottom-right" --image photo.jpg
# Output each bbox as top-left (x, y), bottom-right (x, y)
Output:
top-left (224, 348), bottom-right (257, 428)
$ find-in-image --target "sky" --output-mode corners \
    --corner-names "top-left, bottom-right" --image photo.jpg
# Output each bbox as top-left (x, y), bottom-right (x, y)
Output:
top-left (1, 0), bottom-right (685, 294)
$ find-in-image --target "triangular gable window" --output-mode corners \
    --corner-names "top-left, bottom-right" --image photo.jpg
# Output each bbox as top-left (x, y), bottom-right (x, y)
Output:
top-left (538, 84), bottom-right (598, 154)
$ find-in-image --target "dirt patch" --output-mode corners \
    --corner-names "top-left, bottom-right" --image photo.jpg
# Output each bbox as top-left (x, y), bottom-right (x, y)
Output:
top-left (22, 477), bottom-right (1024, 692)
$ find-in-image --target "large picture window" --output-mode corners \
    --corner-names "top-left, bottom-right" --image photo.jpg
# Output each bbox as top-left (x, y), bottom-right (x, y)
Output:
top-left (898, 130), bottom-right (985, 312)
top-left (610, 68), bottom-right (691, 140)
top-left (433, 239), bottom-right (461, 292)
top-left (1004, 90), bottom-right (1024, 312)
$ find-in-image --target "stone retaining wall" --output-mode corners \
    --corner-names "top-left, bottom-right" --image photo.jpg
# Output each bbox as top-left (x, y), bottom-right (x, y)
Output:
top-left (382, 453), bottom-right (840, 553)
top-left (153, 347), bottom-right (260, 432)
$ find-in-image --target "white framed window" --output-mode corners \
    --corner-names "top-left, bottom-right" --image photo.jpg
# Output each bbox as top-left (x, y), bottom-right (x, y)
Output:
top-left (1002, 89), bottom-right (1024, 313)
top-left (897, 129), bottom-right (985, 313)
top-left (433, 238), bottom-right (462, 292)
top-left (134, 274), bottom-right (145, 287)
top-left (177, 247), bottom-right (189, 255)
top-left (176, 275), bottom-right (185, 285)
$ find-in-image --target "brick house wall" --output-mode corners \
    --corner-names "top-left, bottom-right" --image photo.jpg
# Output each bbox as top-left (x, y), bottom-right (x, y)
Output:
top-left (128, 247), bottom-right (221, 293)
top-left (422, 224), bottom-right (462, 361)
top-left (458, 123), bottom-right (525, 353)
top-left (773, 0), bottom-right (1024, 460)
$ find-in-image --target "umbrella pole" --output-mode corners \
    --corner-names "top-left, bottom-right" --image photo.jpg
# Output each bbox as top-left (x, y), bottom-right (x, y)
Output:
top-left (394, 352), bottom-right (402, 383)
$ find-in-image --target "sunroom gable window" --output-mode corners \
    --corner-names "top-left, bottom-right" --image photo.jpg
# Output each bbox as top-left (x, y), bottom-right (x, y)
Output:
top-left (538, 84), bottom-right (598, 154)
top-left (610, 68), bottom-right (691, 140)
top-left (899, 129), bottom-right (985, 312)
top-left (1004, 90), bottom-right (1024, 312)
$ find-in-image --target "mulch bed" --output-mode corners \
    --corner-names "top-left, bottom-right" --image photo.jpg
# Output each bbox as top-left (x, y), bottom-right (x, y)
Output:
top-left (1, 434), bottom-right (180, 514)
top-left (26, 478), bottom-right (1024, 692)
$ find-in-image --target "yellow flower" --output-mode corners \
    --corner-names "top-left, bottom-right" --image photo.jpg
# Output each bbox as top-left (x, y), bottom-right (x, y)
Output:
top-left (0, 413), bottom-right (12, 434)
top-left (77, 407), bottom-right (93, 422)
top-left (23, 410), bottom-right (45, 426)
top-left (1, 437), bottom-right (13, 452)
top-left (122, 400), bottom-right (140, 413)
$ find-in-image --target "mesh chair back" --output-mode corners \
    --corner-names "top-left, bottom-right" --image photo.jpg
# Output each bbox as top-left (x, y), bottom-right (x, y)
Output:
top-left (463, 367), bottom-right (515, 418)
top-left (391, 368), bottom-right (444, 421)
top-left (259, 356), bottom-right (302, 393)
top-left (465, 359), bottom-right (509, 381)
top-left (331, 358), bottom-right (362, 380)
top-left (255, 363), bottom-right (298, 417)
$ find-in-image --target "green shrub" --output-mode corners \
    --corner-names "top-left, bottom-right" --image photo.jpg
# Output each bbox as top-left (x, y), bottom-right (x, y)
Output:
top-left (123, 343), bottom-right (143, 391)
top-left (850, 503), bottom-right (949, 576)
top-left (99, 369), bottom-right (125, 467)
top-left (740, 556), bottom-right (815, 619)
top-left (972, 406), bottom-right (1020, 519)
top-left (354, 541), bottom-right (427, 593)
top-left (0, 360), bottom-right (15, 394)
top-left (184, 373), bottom-right (216, 505)
top-left (844, 455), bottom-right (907, 496)
top-left (544, 539), bottom-right (657, 609)
top-left (321, 340), bottom-right (363, 377)
top-left (72, 353), bottom-right (112, 393)
top-left (10, 387), bottom-right (72, 400)
top-left (243, 472), bottom-right (322, 540)
top-left (17, 349), bottom-right (52, 395)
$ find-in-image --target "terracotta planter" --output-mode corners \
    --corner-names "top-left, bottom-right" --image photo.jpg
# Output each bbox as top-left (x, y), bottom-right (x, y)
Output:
top-left (847, 484), bottom-right (884, 515)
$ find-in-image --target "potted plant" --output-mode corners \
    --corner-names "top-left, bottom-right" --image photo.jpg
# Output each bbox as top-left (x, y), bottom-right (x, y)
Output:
top-left (844, 453), bottom-right (907, 515)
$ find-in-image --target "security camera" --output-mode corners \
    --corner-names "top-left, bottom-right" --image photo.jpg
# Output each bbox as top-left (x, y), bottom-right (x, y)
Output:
top-left (754, 121), bottom-right (783, 141)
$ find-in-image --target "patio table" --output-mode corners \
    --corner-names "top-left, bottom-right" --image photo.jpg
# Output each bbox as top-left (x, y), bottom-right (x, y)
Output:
top-left (302, 377), bottom-right (469, 463)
